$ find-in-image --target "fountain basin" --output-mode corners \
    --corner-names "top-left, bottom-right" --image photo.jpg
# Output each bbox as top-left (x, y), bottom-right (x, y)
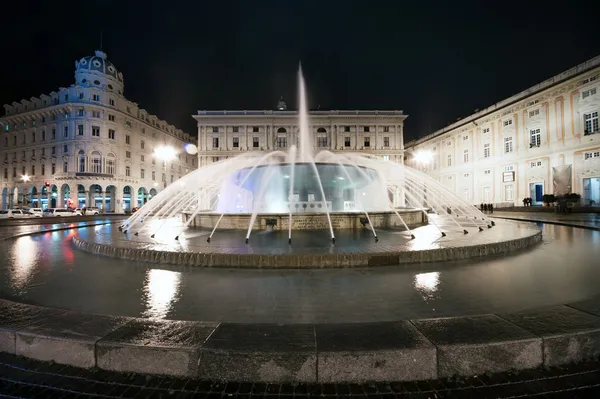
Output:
top-left (182, 209), bottom-right (426, 230)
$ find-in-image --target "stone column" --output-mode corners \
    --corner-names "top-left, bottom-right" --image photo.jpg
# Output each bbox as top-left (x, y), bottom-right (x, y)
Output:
top-left (57, 188), bottom-right (63, 208)
top-left (355, 125), bottom-right (359, 150)
top-left (375, 125), bottom-right (379, 150)
top-left (223, 125), bottom-right (227, 150)
top-left (101, 191), bottom-right (107, 212)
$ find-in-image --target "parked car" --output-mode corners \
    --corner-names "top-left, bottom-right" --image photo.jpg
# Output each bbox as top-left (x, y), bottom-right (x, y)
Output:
top-left (27, 208), bottom-right (44, 218)
top-left (0, 209), bottom-right (31, 219)
top-left (43, 208), bottom-right (79, 217)
top-left (75, 207), bottom-right (101, 215)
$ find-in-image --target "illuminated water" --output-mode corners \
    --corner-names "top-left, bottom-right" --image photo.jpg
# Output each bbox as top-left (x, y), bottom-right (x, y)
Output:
top-left (1, 222), bottom-right (599, 323)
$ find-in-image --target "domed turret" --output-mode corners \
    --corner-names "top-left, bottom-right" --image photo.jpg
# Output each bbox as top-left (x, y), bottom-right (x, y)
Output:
top-left (74, 50), bottom-right (124, 94)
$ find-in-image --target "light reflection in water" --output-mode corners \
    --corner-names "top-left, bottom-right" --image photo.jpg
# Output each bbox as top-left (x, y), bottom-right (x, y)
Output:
top-left (414, 271), bottom-right (440, 301)
top-left (10, 237), bottom-right (38, 290)
top-left (141, 269), bottom-right (182, 319)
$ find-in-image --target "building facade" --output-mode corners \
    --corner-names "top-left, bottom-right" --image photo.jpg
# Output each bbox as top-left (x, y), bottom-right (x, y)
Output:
top-left (0, 50), bottom-right (196, 212)
top-left (405, 56), bottom-right (600, 207)
top-left (193, 102), bottom-right (406, 167)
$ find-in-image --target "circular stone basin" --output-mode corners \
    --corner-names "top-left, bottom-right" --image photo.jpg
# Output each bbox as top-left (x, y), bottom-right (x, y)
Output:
top-left (73, 217), bottom-right (542, 268)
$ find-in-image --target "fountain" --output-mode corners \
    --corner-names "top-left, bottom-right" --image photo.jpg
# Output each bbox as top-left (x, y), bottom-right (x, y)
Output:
top-left (119, 66), bottom-right (495, 246)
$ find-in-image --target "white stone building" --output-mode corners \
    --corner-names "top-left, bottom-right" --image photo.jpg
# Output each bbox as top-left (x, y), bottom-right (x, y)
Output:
top-left (193, 100), bottom-right (406, 167)
top-left (405, 55), bottom-right (600, 207)
top-left (0, 50), bottom-right (197, 212)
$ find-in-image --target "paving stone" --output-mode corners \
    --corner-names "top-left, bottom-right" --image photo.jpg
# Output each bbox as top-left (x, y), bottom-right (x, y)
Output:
top-left (568, 295), bottom-right (600, 317)
top-left (315, 321), bottom-right (436, 382)
top-left (199, 323), bottom-right (317, 382)
top-left (499, 305), bottom-right (600, 366)
top-left (412, 314), bottom-right (542, 378)
top-left (0, 300), bottom-right (66, 355)
top-left (15, 310), bottom-right (132, 368)
top-left (97, 319), bottom-right (218, 377)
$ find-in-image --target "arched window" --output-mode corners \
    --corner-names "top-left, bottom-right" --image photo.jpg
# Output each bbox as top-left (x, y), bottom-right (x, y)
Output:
top-left (78, 150), bottom-right (86, 173)
top-left (277, 127), bottom-right (287, 133)
top-left (317, 127), bottom-right (327, 133)
top-left (91, 151), bottom-right (102, 174)
top-left (105, 153), bottom-right (116, 175)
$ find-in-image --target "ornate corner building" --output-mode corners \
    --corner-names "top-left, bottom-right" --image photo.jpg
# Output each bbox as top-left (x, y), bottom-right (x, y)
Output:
top-left (0, 50), bottom-right (197, 212)
top-left (193, 99), bottom-right (407, 167)
top-left (405, 55), bottom-right (600, 207)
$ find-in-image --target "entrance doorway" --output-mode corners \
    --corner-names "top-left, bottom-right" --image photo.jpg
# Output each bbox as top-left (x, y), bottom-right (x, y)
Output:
top-left (529, 182), bottom-right (544, 205)
top-left (583, 177), bottom-right (600, 206)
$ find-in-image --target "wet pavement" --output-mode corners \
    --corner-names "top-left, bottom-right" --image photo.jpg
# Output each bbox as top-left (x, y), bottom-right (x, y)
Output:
top-left (1, 351), bottom-right (599, 398)
top-left (492, 212), bottom-right (600, 230)
top-left (0, 221), bottom-right (599, 323)
top-left (84, 216), bottom-right (539, 255)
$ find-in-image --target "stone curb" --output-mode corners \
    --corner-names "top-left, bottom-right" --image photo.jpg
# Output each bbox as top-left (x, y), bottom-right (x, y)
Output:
top-left (0, 221), bottom-right (115, 241)
top-left (71, 230), bottom-right (542, 269)
top-left (2, 297), bottom-right (600, 383)
top-left (491, 216), bottom-right (600, 231)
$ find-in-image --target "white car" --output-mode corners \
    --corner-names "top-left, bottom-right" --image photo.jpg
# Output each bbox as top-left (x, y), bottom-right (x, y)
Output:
top-left (27, 208), bottom-right (44, 218)
top-left (0, 209), bottom-right (31, 219)
top-left (43, 208), bottom-right (80, 217)
top-left (76, 207), bottom-right (101, 215)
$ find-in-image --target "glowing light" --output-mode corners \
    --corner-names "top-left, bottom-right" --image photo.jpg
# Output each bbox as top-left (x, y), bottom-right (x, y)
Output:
top-left (10, 237), bottom-right (38, 289)
top-left (154, 146), bottom-right (177, 161)
top-left (414, 151), bottom-right (433, 164)
top-left (21, 174), bottom-right (30, 182)
top-left (414, 272), bottom-right (440, 300)
top-left (153, 182), bottom-right (159, 187)
top-left (184, 143), bottom-right (198, 155)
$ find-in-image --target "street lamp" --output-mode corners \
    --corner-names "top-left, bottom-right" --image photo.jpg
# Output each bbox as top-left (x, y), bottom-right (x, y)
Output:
top-left (153, 146), bottom-right (177, 189)
top-left (413, 151), bottom-right (433, 165)
top-left (21, 174), bottom-right (30, 183)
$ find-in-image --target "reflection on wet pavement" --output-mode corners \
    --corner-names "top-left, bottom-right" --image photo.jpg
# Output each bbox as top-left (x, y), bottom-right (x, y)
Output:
top-left (0, 222), bottom-right (599, 324)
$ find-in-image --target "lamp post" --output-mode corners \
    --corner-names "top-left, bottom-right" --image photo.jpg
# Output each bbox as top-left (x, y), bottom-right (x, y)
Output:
top-left (153, 146), bottom-right (177, 191)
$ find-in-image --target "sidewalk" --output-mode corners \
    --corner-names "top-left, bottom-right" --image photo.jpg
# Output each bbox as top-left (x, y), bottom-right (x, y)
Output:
top-left (491, 211), bottom-right (600, 231)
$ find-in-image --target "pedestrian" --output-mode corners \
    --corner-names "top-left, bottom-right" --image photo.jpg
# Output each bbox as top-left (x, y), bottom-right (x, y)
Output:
top-left (490, 203), bottom-right (494, 213)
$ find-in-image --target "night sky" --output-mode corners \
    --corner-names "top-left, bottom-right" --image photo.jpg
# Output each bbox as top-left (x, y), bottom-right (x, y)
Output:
top-left (1, 0), bottom-right (598, 140)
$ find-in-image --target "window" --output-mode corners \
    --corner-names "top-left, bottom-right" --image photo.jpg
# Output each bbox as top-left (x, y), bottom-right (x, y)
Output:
top-left (125, 135), bottom-right (130, 144)
top-left (22, 166), bottom-right (25, 175)
top-left (253, 137), bottom-right (259, 148)
top-left (78, 125), bottom-right (84, 136)
top-left (505, 185), bottom-right (514, 201)
top-left (344, 126), bottom-right (350, 132)
top-left (530, 129), bottom-right (541, 147)
top-left (41, 116), bottom-right (46, 123)
top-left (3, 137), bottom-right (7, 147)
top-left (276, 136), bottom-right (287, 148)
top-left (52, 128), bottom-right (56, 139)
top-left (109, 98), bottom-right (115, 106)
top-left (79, 93), bottom-right (84, 100)
top-left (108, 114), bottom-right (115, 122)
top-left (584, 112), bottom-right (599, 134)
top-left (125, 120), bottom-right (131, 128)
top-left (252, 126), bottom-right (259, 133)
top-left (383, 126), bottom-right (390, 132)
top-left (447, 154), bottom-right (452, 167)
top-left (108, 129), bottom-right (115, 139)
top-left (446, 140), bottom-right (452, 146)
top-left (482, 127), bottom-right (490, 134)
top-left (464, 173), bottom-right (470, 178)
top-left (504, 136), bottom-right (513, 153)
top-left (126, 151), bottom-right (131, 158)
top-left (483, 143), bottom-right (490, 158)
top-left (92, 111), bottom-right (100, 118)
top-left (484, 169), bottom-right (491, 175)
top-left (233, 137), bottom-right (239, 147)
top-left (141, 155), bottom-right (145, 162)
top-left (90, 126), bottom-right (99, 137)
top-left (32, 132), bottom-right (35, 142)
top-left (152, 171), bottom-right (156, 180)
top-left (79, 152), bottom-right (86, 172)
top-left (212, 137), bottom-right (219, 148)
top-left (364, 137), bottom-right (370, 147)
top-left (91, 153), bottom-right (102, 174)
top-left (12, 168), bottom-right (16, 178)
top-left (64, 112), bottom-right (70, 119)
top-left (12, 136), bottom-right (16, 145)
top-left (382, 137), bottom-right (389, 147)
top-left (41, 165), bottom-right (45, 175)
top-left (93, 94), bottom-right (100, 101)
top-left (64, 126), bottom-right (68, 137)
top-left (382, 155), bottom-right (390, 161)
top-left (3, 169), bottom-right (6, 179)
top-left (505, 166), bottom-right (514, 172)
top-left (463, 135), bottom-right (469, 140)
top-left (125, 166), bottom-right (131, 177)
top-left (530, 160), bottom-right (542, 168)
top-left (582, 88), bottom-right (597, 99)
top-left (105, 156), bottom-right (115, 174)
top-left (344, 137), bottom-right (351, 147)
top-left (141, 169), bottom-right (145, 178)
top-left (63, 144), bottom-right (68, 153)
top-left (232, 126), bottom-right (239, 133)
top-left (463, 149), bottom-right (469, 163)
top-left (42, 130), bottom-right (46, 141)
top-left (126, 106), bottom-right (131, 113)
top-left (529, 109), bottom-right (540, 118)
top-left (363, 126), bottom-right (370, 132)
top-left (317, 136), bottom-right (327, 147)
top-left (503, 119), bottom-right (513, 127)
top-left (141, 140), bottom-right (145, 149)
top-left (51, 163), bottom-right (56, 174)
top-left (63, 161), bottom-right (68, 173)
top-left (78, 109), bottom-right (84, 116)
top-left (41, 148), bottom-right (45, 156)
top-left (31, 165), bottom-right (35, 176)
top-left (52, 147), bottom-right (56, 155)
top-left (464, 189), bottom-right (470, 201)
top-left (584, 151), bottom-right (600, 160)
